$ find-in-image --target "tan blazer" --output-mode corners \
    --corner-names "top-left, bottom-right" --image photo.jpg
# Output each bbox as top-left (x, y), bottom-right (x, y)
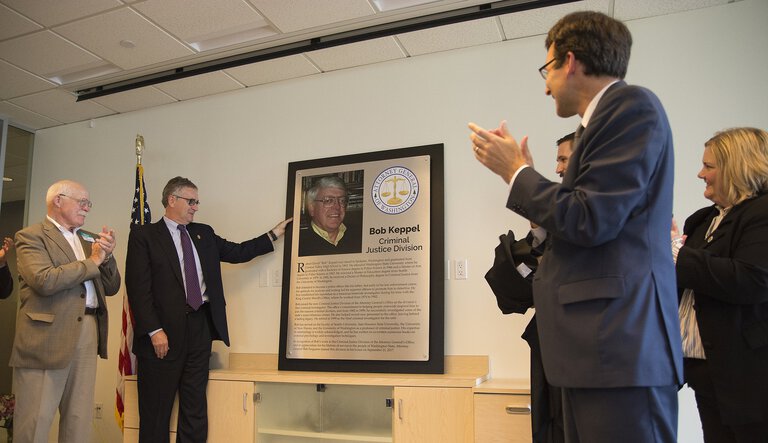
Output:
top-left (9, 219), bottom-right (121, 369)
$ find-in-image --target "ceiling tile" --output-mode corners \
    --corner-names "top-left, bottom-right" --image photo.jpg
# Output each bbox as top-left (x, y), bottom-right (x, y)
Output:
top-left (54, 8), bottom-right (194, 70)
top-left (499, 0), bottom-right (612, 40)
top-left (154, 71), bottom-right (243, 101)
top-left (134, 0), bottom-right (271, 48)
top-left (0, 100), bottom-right (61, 130)
top-left (397, 17), bottom-right (502, 56)
top-left (225, 55), bottom-right (320, 86)
top-left (614, 0), bottom-right (730, 21)
top-left (0, 3), bottom-right (42, 40)
top-left (0, 0), bottom-right (123, 27)
top-left (0, 0), bottom-right (731, 131)
top-left (9, 89), bottom-right (115, 123)
top-left (0, 31), bottom-right (103, 78)
top-left (0, 60), bottom-right (56, 99)
top-left (92, 86), bottom-right (176, 113)
top-left (306, 37), bottom-right (405, 71)
top-left (248, 0), bottom-right (375, 33)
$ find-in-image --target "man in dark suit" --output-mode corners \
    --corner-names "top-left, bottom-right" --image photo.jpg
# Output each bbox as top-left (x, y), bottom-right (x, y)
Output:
top-left (125, 176), bottom-right (291, 443)
top-left (0, 237), bottom-right (13, 299)
top-left (470, 11), bottom-right (683, 443)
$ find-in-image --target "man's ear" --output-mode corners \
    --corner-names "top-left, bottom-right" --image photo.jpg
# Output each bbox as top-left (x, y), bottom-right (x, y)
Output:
top-left (565, 51), bottom-right (580, 76)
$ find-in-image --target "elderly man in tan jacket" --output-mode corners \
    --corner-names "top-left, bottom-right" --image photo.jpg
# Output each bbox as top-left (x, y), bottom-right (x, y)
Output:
top-left (10, 179), bottom-right (120, 443)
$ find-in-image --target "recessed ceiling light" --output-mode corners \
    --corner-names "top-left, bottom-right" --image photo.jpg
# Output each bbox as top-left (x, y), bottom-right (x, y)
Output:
top-left (46, 61), bottom-right (121, 85)
top-left (372, 0), bottom-right (440, 12)
top-left (188, 21), bottom-right (277, 53)
top-left (120, 40), bottom-right (136, 49)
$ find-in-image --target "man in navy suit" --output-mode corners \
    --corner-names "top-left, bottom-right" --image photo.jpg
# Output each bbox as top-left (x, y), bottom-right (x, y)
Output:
top-left (470, 11), bottom-right (683, 443)
top-left (126, 176), bottom-right (291, 442)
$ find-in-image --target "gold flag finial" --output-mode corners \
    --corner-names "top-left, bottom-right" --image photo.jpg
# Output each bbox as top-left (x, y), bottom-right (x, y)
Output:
top-left (135, 134), bottom-right (145, 164)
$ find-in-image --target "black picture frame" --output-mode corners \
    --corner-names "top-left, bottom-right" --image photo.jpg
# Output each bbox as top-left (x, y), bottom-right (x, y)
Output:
top-left (278, 144), bottom-right (444, 373)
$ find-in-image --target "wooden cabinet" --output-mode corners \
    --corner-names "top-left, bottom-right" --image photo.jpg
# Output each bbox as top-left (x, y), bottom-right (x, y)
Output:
top-left (393, 387), bottom-right (474, 443)
top-left (473, 380), bottom-right (532, 443)
top-left (123, 354), bottom-right (493, 443)
top-left (207, 380), bottom-right (255, 441)
top-left (123, 379), bottom-right (177, 441)
top-left (123, 379), bottom-right (253, 443)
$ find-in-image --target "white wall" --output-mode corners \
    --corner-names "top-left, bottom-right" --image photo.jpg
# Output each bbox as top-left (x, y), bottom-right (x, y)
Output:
top-left (24, 1), bottom-right (768, 442)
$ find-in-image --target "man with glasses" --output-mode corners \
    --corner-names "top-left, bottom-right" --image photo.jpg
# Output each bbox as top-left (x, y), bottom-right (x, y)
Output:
top-left (299, 175), bottom-right (362, 256)
top-left (470, 11), bottom-right (681, 443)
top-left (10, 179), bottom-right (119, 443)
top-left (125, 176), bottom-right (291, 443)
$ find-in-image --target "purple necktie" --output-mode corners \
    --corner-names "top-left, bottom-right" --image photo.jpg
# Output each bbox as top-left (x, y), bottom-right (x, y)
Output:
top-left (178, 224), bottom-right (203, 310)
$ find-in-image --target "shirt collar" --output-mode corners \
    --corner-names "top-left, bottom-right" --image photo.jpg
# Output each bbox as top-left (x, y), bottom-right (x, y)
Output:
top-left (47, 215), bottom-right (79, 235)
top-left (163, 216), bottom-right (182, 232)
top-left (581, 80), bottom-right (620, 128)
top-left (311, 221), bottom-right (346, 246)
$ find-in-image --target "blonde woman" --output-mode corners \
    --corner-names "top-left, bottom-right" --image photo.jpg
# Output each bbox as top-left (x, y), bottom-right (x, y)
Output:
top-left (672, 127), bottom-right (768, 442)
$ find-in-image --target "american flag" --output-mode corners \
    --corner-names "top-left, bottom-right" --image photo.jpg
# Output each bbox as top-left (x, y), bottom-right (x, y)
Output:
top-left (116, 162), bottom-right (151, 430)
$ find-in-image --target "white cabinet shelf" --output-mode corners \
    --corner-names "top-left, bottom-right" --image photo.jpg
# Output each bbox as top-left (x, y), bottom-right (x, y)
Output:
top-left (259, 427), bottom-right (393, 442)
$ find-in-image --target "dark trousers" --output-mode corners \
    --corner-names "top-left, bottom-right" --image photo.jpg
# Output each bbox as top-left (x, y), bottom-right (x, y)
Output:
top-left (525, 317), bottom-right (565, 443)
top-left (561, 385), bottom-right (678, 443)
top-left (685, 358), bottom-right (768, 443)
top-left (137, 306), bottom-right (212, 443)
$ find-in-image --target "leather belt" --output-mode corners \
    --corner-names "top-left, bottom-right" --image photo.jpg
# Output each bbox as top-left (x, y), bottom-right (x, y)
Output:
top-left (185, 303), bottom-right (207, 314)
top-left (84, 307), bottom-right (99, 315)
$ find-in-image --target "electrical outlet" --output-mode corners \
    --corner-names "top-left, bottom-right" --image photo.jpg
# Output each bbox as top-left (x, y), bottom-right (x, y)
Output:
top-left (455, 259), bottom-right (468, 280)
top-left (94, 403), bottom-right (103, 419)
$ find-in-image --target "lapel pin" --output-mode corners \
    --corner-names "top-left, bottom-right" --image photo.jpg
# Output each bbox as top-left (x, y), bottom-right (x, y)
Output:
top-left (197, 234), bottom-right (201, 240)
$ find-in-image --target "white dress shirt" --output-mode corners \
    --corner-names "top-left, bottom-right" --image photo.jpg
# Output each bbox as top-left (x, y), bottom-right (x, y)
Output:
top-left (47, 216), bottom-right (98, 308)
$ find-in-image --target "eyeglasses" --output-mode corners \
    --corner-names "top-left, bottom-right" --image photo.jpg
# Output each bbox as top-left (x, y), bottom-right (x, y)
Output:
top-left (538, 58), bottom-right (557, 80)
top-left (58, 194), bottom-right (93, 209)
top-left (173, 194), bottom-right (201, 206)
top-left (314, 196), bottom-right (348, 207)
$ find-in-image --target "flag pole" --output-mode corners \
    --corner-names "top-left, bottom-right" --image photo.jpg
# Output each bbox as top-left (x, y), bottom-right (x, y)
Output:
top-left (116, 134), bottom-right (149, 431)
top-left (135, 134), bottom-right (144, 164)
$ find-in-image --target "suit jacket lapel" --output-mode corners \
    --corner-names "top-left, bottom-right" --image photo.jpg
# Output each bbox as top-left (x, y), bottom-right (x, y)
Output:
top-left (564, 80), bottom-right (627, 185)
top-left (42, 219), bottom-right (78, 263)
top-left (186, 223), bottom-right (210, 283)
top-left (153, 220), bottom-right (185, 288)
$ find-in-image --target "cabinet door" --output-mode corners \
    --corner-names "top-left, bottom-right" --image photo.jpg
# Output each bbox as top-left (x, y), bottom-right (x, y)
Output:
top-left (207, 380), bottom-right (256, 441)
top-left (393, 387), bottom-right (473, 443)
top-left (474, 393), bottom-right (532, 443)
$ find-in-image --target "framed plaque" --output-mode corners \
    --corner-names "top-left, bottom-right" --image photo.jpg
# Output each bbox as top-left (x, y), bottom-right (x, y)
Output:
top-left (278, 144), bottom-right (444, 373)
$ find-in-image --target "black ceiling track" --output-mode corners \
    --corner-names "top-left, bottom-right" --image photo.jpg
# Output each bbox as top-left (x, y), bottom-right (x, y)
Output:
top-left (75, 0), bottom-right (576, 101)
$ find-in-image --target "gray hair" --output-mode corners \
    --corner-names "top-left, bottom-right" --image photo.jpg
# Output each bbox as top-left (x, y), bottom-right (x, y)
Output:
top-left (306, 175), bottom-right (347, 202)
top-left (46, 180), bottom-right (84, 206)
top-left (161, 176), bottom-right (197, 207)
